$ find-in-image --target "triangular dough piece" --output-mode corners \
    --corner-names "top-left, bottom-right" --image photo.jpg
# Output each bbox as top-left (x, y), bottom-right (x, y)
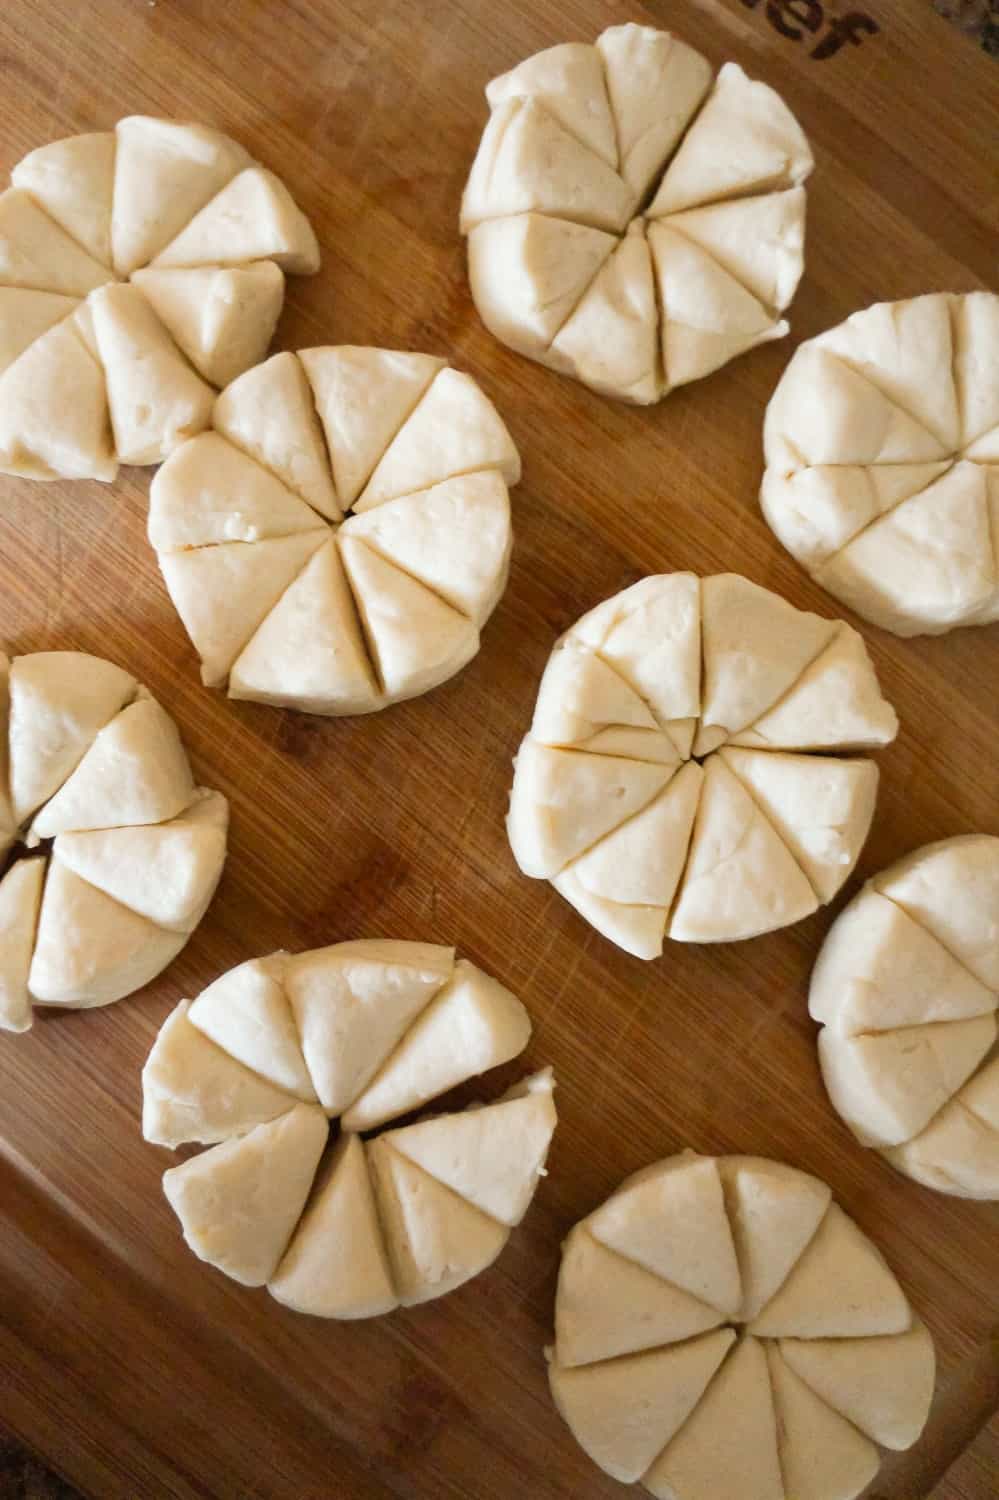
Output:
top-left (697, 573), bottom-right (836, 749)
top-left (588, 1154), bottom-right (741, 1316)
top-left (749, 1203), bottom-right (911, 1338)
top-left (27, 857), bottom-right (187, 1008)
top-left (141, 998), bottom-right (303, 1147)
top-left (213, 351), bottom-right (339, 520)
top-left (809, 887), bottom-right (994, 1034)
top-left (549, 1329), bottom-right (736, 1484)
top-left (0, 858), bottom-right (45, 1033)
top-left (0, 313), bottom-right (116, 481)
top-left (382, 1067), bottom-right (556, 1226)
top-left (596, 24), bottom-right (713, 200)
top-left (780, 1320), bottom-right (935, 1451)
top-left (760, 459), bottom-right (955, 570)
top-left (883, 1061), bottom-right (999, 1200)
top-left (148, 431), bottom-right (324, 551)
top-left (817, 459), bottom-right (994, 635)
top-left (342, 959), bottom-right (531, 1131)
top-left (54, 787), bottom-right (227, 933)
top-left (817, 1014), bottom-right (996, 1149)
top-left (163, 1103), bottom-right (327, 1287)
top-left (644, 1336), bottom-right (783, 1500)
top-left (766, 1345), bottom-right (879, 1500)
top-left (111, 116), bottom-right (250, 275)
top-left (552, 867), bottom-right (670, 960)
top-left (555, 1225), bottom-right (724, 1367)
top-left (0, 187), bottom-right (112, 294)
top-left (532, 637), bottom-right (662, 745)
top-left (649, 61), bottom-right (813, 216)
top-left (0, 287), bottom-right (80, 378)
top-left (763, 344), bottom-right (952, 471)
top-left (486, 42), bottom-right (617, 165)
top-left (367, 1138), bottom-right (508, 1306)
top-left (89, 283), bottom-right (215, 465)
top-left (459, 97), bottom-right (633, 235)
top-left (229, 538), bottom-right (381, 715)
top-left (282, 940), bottom-right (453, 1116)
top-left (188, 953), bottom-right (315, 1101)
top-left (31, 695), bottom-right (194, 839)
top-left (954, 291), bottom-right (999, 449)
top-left (12, 132), bottom-right (115, 266)
top-left (664, 188), bottom-right (806, 312)
top-left (547, 223), bottom-right (661, 404)
top-left (821, 292), bottom-right (959, 453)
top-left (573, 573), bottom-right (701, 731)
top-left (268, 1133), bottom-right (398, 1319)
top-left (158, 528), bottom-right (327, 687)
top-left (357, 367), bottom-right (520, 511)
top-left (668, 754), bottom-right (818, 943)
top-left (507, 738), bottom-right (673, 880)
top-left (153, 166), bottom-right (319, 275)
top-left (729, 625), bottom-right (898, 751)
top-left (340, 471), bottom-right (511, 623)
top-left (886, 1115), bottom-right (999, 1200)
top-left (339, 536), bottom-right (479, 703)
top-left (466, 214), bottom-right (615, 358)
top-left (8, 651), bottom-right (135, 827)
top-left (131, 262), bottom-right (284, 388)
top-left (649, 222), bottom-right (787, 389)
top-left (874, 834), bottom-right (999, 990)
top-left (718, 748), bottom-right (877, 904)
top-left (570, 760), bottom-right (702, 909)
top-left (718, 1156), bottom-right (831, 1322)
top-left (299, 346), bottom-right (444, 509)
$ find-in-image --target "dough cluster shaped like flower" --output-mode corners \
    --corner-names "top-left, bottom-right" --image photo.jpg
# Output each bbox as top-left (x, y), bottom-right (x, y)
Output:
top-left (763, 292), bottom-right (999, 635)
top-left (149, 346), bottom-right (519, 713)
top-left (550, 1151), bottom-right (934, 1500)
top-left (0, 650), bottom-right (228, 1031)
top-left (0, 116), bottom-right (319, 481)
top-left (508, 572), bottom-right (898, 956)
top-left (462, 25), bottom-right (813, 403)
top-left (813, 834), bottom-right (999, 1198)
top-left (143, 942), bottom-right (556, 1314)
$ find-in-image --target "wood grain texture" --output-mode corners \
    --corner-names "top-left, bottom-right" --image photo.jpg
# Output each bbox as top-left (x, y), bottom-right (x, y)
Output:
top-left (0, 1), bottom-right (997, 1496)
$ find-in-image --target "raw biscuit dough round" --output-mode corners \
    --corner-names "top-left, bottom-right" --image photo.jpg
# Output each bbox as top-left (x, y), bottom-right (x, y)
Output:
top-left (149, 347), bottom-right (519, 712)
top-left (0, 649), bottom-right (228, 1032)
top-left (811, 834), bottom-right (999, 1198)
top-left (0, 116), bottom-right (319, 481)
top-left (142, 941), bottom-right (557, 1313)
top-left (549, 1151), bottom-right (934, 1500)
top-left (507, 572), bottom-right (897, 956)
top-left (761, 292), bottom-right (999, 635)
top-left (461, 24), bottom-right (813, 403)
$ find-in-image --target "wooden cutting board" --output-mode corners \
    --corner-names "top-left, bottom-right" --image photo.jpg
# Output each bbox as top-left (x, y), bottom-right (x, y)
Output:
top-left (1, 2), bottom-right (997, 1496)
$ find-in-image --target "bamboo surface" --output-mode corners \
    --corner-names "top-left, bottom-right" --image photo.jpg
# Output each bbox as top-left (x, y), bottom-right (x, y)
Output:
top-left (0, 1), bottom-right (997, 1496)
